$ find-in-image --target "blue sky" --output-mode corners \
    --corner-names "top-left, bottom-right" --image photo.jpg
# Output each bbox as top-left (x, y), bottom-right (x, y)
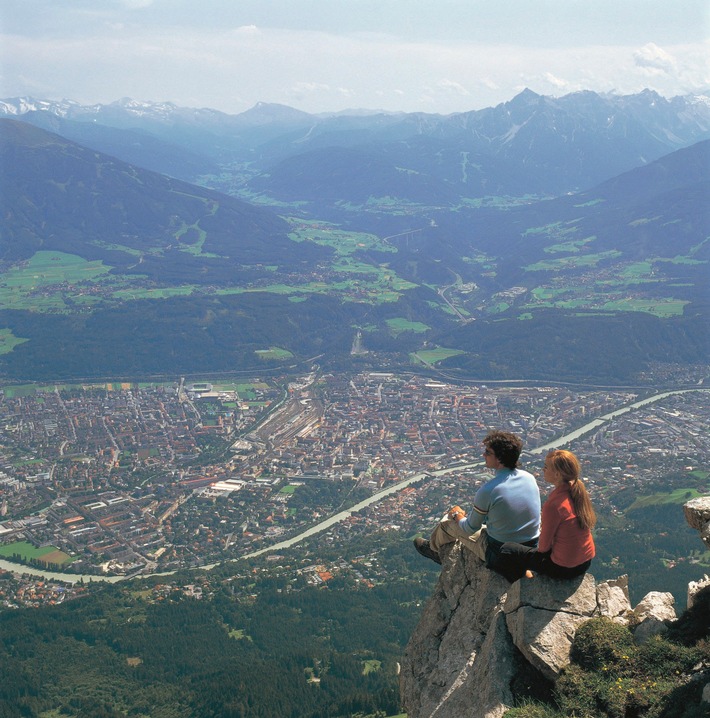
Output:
top-left (1, 0), bottom-right (708, 114)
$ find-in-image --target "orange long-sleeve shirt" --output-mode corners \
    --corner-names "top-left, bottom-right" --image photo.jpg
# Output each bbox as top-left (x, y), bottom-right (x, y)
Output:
top-left (538, 483), bottom-right (595, 568)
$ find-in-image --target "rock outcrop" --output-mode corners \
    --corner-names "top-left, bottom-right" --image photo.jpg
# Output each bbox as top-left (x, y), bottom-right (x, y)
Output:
top-left (684, 497), bottom-right (710, 551)
top-left (685, 497), bottom-right (710, 612)
top-left (631, 590), bottom-right (676, 644)
top-left (401, 498), bottom-right (710, 718)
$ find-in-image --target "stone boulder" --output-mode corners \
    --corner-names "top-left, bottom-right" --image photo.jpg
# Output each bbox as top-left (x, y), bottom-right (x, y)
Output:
top-left (402, 502), bottom-right (710, 718)
top-left (683, 497), bottom-right (710, 551)
top-left (400, 543), bottom-right (517, 718)
top-left (631, 591), bottom-right (676, 644)
top-left (688, 575), bottom-right (710, 610)
top-left (595, 574), bottom-right (632, 623)
top-left (504, 573), bottom-right (598, 680)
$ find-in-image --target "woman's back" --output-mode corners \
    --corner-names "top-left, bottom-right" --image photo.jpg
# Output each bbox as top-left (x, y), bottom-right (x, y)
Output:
top-left (539, 483), bottom-right (595, 568)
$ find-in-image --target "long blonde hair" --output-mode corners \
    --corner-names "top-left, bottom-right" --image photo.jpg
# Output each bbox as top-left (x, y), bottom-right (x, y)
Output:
top-left (547, 449), bottom-right (596, 531)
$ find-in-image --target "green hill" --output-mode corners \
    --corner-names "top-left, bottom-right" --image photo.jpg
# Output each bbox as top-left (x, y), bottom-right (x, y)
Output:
top-left (0, 120), bottom-right (707, 384)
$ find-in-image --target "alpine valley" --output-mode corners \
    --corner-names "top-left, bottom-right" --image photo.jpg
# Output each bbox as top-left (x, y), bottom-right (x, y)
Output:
top-left (0, 89), bottom-right (708, 384)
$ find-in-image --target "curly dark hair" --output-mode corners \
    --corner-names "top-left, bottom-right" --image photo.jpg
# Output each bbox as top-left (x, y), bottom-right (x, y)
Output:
top-left (483, 430), bottom-right (523, 469)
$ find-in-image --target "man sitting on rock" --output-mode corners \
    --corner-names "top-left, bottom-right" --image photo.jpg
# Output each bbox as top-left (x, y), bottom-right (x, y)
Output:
top-left (414, 430), bottom-right (541, 572)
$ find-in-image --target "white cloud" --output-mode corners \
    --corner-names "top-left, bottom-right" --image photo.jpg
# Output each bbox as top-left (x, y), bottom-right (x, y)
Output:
top-left (1, 5), bottom-right (708, 114)
top-left (235, 25), bottom-right (260, 36)
top-left (633, 43), bottom-right (677, 74)
top-left (543, 72), bottom-right (568, 90)
top-left (479, 78), bottom-right (499, 91)
top-left (436, 79), bottom-right (470, 96)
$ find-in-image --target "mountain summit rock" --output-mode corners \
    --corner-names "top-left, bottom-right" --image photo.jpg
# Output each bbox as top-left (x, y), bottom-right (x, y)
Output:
top-left (400, 497), bottom-right (710, 718)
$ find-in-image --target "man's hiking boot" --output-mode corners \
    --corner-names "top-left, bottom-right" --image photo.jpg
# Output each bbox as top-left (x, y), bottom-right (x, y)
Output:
top-left (414, 537), bottom-right (441, 565)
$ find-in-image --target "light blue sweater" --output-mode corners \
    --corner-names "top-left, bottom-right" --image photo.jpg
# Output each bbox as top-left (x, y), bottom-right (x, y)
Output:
top-left (458, 467), bottom-right (541, 543)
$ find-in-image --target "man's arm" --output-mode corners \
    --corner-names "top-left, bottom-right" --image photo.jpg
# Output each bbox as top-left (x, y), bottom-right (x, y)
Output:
top-left (459, 504), bottom-right (487, 535)
top-left (457, 482), bottom-right (492, 535)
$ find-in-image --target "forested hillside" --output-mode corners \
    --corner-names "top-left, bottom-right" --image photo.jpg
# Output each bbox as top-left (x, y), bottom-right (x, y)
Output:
top-left (0, 543), bottom-right (432, 718)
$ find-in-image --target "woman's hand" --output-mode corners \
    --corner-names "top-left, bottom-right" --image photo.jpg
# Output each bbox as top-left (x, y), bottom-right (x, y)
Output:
top-left (448, 506), bottom-right (466, 521)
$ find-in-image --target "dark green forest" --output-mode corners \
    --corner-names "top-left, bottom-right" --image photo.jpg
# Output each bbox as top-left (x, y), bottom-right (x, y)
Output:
top-left (436, 310), bottom-right (709, 385)
top-left (0, 566), bottom-right (429, 718)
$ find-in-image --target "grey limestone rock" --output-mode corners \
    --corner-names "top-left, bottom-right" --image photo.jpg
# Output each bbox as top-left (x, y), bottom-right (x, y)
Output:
top-left (631, 591), bottom-right (676, 644)
top-left (595, 575), bottom-right (632, 624)
top-left (400, 543), bottom-right (518, 718)
top-left (633, 591), bottom-right (677, 623)
top-left (504, 573), bottom-right (598, 680)
top-left (684, 497), bottom-right (710, 551)
top-left (402, 503), bottom-right (710, 717)
top-left (688, 574), bottom-right (710, 610)
top-left (401, 544), bottom-right (606, 717)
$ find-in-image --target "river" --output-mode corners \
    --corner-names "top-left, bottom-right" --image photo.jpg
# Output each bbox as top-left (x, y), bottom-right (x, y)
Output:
top-left (2, 388), bottom-right (706, 584)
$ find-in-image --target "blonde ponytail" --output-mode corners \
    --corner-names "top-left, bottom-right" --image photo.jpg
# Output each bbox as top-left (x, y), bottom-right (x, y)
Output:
top-left (568, 477), bottom-right (596, 531)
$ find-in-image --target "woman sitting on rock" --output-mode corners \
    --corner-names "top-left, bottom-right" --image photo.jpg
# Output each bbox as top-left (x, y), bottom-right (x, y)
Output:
top-left (496, 449), bottom-right (596, 582)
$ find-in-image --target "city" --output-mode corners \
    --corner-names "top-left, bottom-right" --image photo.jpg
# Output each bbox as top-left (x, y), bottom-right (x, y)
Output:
top-left (0, 369), bottom-right (708, 608)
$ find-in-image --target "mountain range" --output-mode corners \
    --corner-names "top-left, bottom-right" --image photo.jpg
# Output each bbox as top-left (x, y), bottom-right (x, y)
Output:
top-left (0, 89), bottom-right (708, 384)
top-left (3, 89), bottom-right (709, 203)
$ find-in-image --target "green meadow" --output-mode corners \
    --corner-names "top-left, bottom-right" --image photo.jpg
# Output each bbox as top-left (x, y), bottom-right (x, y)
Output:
top-left (0, 251), bottom-right (115, 311)
top-left (174, 199), bottom-right (220, 257)
top-left (255, 347), bottom-right (293, 360)
top-left (628, 486), bottom-right (710, 510)
top-left (386, 318), bottom-right (430, 336)
top-left (543, 236), bottom-right (596, 254)
top-left (525, 249), bottom-right (622, 271)
top-left (0, 329), bottom-right (29, 355)
top-left (0, 229), bottom-right (421, 317)
top-left (600, 298), bottom-right (688, 317)
top-left (525, 255), bottom-right (692, 318)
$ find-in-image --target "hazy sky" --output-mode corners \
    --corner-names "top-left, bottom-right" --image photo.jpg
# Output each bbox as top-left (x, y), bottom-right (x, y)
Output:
top-left (1, 0), bottom-right (708, 115)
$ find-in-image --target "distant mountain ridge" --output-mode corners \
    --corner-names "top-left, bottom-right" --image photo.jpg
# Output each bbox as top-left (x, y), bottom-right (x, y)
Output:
top-left (3, 89), bottom-right (709, 200)
top-left (246, 88), bottom-right (710, 202)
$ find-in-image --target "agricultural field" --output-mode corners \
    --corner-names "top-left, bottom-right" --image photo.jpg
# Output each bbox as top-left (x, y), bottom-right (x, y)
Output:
top-left (0, 225), bottom-right (422, 318)
top-left (386, 318), bottom-right (430, 336)
top-left (522, 257), bottom-right (693, 318)
top-left (0, 329), bottom-right (28, 355)
top-left (628, 485), bottom-right (710, 510)
top-left (0, 251), bottom-right (117, 312)
top-left (524, 249), bottom-right (622, 271)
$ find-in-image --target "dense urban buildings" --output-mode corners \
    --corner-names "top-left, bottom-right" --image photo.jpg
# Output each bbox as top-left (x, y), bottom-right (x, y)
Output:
top-left (0, 371), bottom-right (707, 599)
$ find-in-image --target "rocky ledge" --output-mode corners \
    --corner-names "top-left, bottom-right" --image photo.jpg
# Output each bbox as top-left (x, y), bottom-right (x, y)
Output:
top-left (400, 497), bottom-right (710, 718)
